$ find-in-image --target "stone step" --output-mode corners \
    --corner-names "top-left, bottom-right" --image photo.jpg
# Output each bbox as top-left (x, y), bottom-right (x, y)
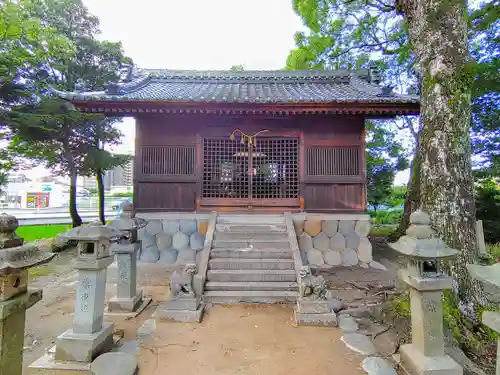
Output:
top-left (203, 290), bottom-right (298, 304)
top-left (210, 248), bottom-right (293, 259)
top-left (205, 281), bottom-right (298, 291)
top-left (215, 224), bottom-right (287, 233)
top-left (206, 269), bottom-right (297, 282)
top-left (208, 258), bottom-right (295, 270)
top-left (217, 215), bottom-right (285, 225)
top-left (214, 231), bottom-right (288, 241)
top-left (212, 239), bottom-right (290, 249)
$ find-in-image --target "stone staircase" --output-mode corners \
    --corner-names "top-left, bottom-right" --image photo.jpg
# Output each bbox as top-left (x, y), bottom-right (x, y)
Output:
top-left (203, 214), bottom-right (299, 304)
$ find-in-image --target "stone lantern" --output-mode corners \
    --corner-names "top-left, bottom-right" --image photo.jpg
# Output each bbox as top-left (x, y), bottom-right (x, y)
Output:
top-left (52, 221), bottom-right (122, 365)
top-left (467, 263), bottom-right (500, 375)
top-left (389, 210), bottom-right (463, 375)
top-left (106, 204), bottom-right (150, 315)
top-left (0, 213), bottom-right (55, 375)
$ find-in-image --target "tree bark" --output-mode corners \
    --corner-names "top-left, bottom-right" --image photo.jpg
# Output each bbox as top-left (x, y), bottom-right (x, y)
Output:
top-left (96, 168), bottom-right (105, 224)
top-left (391, 135), bottom-right (422, 241)
top-left (69, 167), bottom-right (82, 228)
top-left (396, 0), bottom-right (482, 304)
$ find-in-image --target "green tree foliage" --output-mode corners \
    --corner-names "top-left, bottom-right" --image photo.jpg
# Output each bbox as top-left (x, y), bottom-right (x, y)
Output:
top-left (8, 0), bottom-right (131, 226)
top-left (287, 0), bottom-right (499, 233)
top-left (366, 121), bottom-right (408, 210)
top-left (0, 0), bottom-right (73, 187)
top-left (229, 65), bottom-right (245, 71)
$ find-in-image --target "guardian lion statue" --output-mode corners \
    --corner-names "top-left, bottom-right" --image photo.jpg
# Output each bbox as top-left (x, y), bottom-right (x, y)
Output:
top-left (170, 263), bottom-right (197, 298)
top-left (298, 266), bottom-right (328, 300)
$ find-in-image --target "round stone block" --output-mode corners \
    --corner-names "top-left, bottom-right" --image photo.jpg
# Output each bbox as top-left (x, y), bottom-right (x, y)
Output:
top-left (180, 219), bottom-right (197, 235)
top-left (145, 220), bottom-right (163, 236)
top-left (158, 248), bottom-right (178, 264)
top-left (156, 233), bottom-right (172, 250)
top-left (341, 248), bottom-right (358, 266)
top-left (304, 219), bottom-right (322, 237)
top-left (329, 233), bottom-right (346, 251)
top-left (190, 232), bottom-right (205, 251)
top-left (345, 233), bottom-right (361, 249)
top-left (141, 232), bottom-right (156, 248)
top-left (357, 237), bottom-right (373, 263)
top-left (91, 352), bottom-right (137, 375)
top-left (177, 250), bottom-right (197, 263)
top-left (163, 220), bottom-right (180, 235)
top-left (313, 232), bottom-right (330, 252)
top-left (323, 250), bottom-right (342, 266)
top-left (322, 220), bottom-right (339, 237)
top-left (140, 246), bottom-right (160, 263)
top-left (369, 260), bottom-right (388, 271)
top-left (197, 220), bottom-right (209, 235)
top-left (306, 248), bottom-right (324, 266)
top-left (172, 231), bottom-right (189, 251)
top-left (338, 220), bottom-right (355, 235)
top-left (298, 233), bottom-right (313, 252)
top-left (354, 220), bottom-right (371, 237)
top-left (293, 220), bottom-right (304, 235)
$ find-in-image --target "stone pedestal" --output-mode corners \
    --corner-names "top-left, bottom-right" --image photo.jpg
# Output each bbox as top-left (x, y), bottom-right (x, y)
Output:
top-left (153, 263), bottom-right (205, 322)
top-left (294, 266), bottom-right (338, 327)
top-left (399, 272), bottom-right (462, 375)
top-left (294, 298), bottom-right (338, 327)
top-left (153, 295), bottom-right (204, 322)
top-left (55, 256), bottom-right (115, 363)
top-left (107, 242), bottom-right (151, 316)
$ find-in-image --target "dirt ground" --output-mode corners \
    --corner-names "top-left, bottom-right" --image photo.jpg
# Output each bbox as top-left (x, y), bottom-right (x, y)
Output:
top-left (21, 243), bottom-right (401, 375)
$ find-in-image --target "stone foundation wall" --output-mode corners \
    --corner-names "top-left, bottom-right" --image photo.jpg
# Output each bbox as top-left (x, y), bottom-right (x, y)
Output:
top-left (292, 214), bottom-right (377, 269)
top-left (136, 216), bottom-right (209, 266)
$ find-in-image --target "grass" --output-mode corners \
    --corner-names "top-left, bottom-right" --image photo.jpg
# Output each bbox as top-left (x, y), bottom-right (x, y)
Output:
top-left (17, 224), bottom-right (71, 242)
top-left (369, 225), bottom-right (396, 237)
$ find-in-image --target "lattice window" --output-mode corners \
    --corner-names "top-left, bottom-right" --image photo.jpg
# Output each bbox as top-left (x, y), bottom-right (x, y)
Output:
top-left (141, 146), bottom-right (195, 176)
top-left (202, 137), bottom-right (299, 199)
top-left (306, 146), bottom-right (360, 176)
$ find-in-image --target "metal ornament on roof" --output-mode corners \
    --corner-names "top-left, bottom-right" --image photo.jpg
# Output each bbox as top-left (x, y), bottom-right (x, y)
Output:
top-left (58, 221), bottom-right (123, 242)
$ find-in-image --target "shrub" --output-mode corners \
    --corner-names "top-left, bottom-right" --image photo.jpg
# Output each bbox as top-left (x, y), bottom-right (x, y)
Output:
top-left (368, 209), bottom-right (403, 225)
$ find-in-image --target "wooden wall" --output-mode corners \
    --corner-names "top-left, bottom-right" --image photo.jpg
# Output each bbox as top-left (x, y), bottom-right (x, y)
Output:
top-left (134, 114), bottom-right (366, 212)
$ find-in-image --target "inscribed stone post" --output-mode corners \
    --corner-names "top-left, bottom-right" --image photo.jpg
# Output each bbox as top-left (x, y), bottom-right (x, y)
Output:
top-left (107, 206), bottom-right (150, 315)
top-left (53, 222), bottom-right (122, 364)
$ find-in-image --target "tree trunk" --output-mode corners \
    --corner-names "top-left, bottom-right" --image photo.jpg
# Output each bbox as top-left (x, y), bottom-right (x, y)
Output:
top-left (96, 168), bottom-right (105, 224)
top-left (391, 135), bottom-right (422, 241)
top-left (396, 0), bottom-right (482, 304)
top-left (69, 167), bottom-right (82, 228)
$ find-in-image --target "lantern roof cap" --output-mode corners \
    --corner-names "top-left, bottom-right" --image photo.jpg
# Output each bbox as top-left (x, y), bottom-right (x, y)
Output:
top-left (108, 216), bottom-right (147, 231)
top-left (389, 210), bottom-right (459, 261)
top-left (58, 221), bottom-right (123, 241)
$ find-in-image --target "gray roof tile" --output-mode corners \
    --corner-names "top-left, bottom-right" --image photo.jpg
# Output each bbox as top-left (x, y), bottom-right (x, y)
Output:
top-left (54, 69), bottom-right (419, 105)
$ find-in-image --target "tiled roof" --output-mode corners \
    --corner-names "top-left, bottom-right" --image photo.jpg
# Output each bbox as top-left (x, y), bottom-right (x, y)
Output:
top-left (54, 69), bottom-right (419, 106)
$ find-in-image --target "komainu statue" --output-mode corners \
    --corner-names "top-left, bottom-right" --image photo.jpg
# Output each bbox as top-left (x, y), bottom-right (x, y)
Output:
top-left (298, 266), bottom-right (328, 300)
top-left (170, 263), bottom-right (197, 298)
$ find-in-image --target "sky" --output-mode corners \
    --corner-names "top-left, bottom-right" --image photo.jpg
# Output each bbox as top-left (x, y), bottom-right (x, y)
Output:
top-left (28, 0), bottom-right (410, 185)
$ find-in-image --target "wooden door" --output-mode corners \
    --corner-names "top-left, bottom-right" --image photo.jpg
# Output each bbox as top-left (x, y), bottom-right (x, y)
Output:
top-left (200, 136), bottom-right (300, 209)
